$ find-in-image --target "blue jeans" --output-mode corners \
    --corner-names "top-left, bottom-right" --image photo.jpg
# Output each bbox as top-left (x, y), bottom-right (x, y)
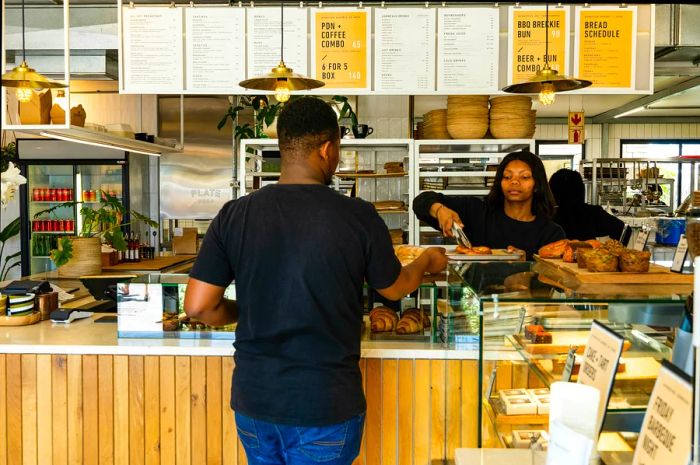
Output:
top-left (235, 411), bottom-right (365, 465)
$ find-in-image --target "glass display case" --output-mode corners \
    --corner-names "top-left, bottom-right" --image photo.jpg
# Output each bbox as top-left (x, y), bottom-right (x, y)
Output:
top-left (454, 261), bottom-right (687, 449)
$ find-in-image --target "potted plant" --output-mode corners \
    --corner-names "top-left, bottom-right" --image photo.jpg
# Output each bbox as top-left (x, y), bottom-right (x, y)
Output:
top-left (35, 192), bottom-right (157, 277)
top-left (1, 141), bottom-right (24, 280)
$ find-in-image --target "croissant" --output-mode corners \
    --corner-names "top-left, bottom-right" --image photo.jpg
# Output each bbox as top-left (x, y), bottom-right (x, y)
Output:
top-left (538, 239), bottom-right (569, 258)
top-left (370, 306), bottom-right (398, 333)
top-left (402, 308), bottom-right (431, 328)
top-left (396, 312), bottom-right (423, 334)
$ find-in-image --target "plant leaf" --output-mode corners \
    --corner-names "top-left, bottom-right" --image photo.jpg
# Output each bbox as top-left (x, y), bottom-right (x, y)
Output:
top-left (50, 237), bottom-right (73, 268)
top-left (0, 260), bottom-right (20, 281)
top-left (0, 217), bottom-right (21, 243)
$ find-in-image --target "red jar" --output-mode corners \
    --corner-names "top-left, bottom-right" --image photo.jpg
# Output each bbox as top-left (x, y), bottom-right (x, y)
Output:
top-left (32, 220), bottom-right (39, 231)
top-left (66, 219), bottom-right (74, 232)
top-left (32, 189), bottom-right (40, 201)
top-left (58, 220), bottom-right (65, 232)
top-left (67, 189), bottom-right (73, 201)
top-left (41, 188), bottom-right (48, 202)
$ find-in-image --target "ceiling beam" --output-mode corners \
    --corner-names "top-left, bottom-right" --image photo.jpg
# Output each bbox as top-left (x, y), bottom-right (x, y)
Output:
top-left (591, 76), bottom-right (700, 123)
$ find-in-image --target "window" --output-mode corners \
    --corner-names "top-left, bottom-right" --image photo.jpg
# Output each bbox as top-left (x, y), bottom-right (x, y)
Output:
top-left (536, 141), bottom-right (585, 179)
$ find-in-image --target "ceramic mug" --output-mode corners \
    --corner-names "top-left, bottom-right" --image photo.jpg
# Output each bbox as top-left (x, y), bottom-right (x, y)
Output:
top-left (352, 124), bottom-right (374, 139)
top-left (339, 126), bottom-right (352, 139)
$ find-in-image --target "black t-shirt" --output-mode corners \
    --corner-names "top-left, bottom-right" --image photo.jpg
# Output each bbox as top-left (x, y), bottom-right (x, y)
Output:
top-left (190, 184), bottom-right (401, 426)
top-left (413, 192), bottom-right (565, 259)
top-left (553, 204), bottom-right (625, 241)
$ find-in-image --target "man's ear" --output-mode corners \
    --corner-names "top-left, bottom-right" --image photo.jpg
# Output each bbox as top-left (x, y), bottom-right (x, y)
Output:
top-left (318, 140), bottom-right (333, 161)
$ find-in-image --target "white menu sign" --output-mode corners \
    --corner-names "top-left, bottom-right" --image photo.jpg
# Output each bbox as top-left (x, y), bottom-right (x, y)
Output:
top-left (185, 8), bottom-right (245, 92)
top-left (116, 284), bottom-right (163, 334)
top-left (246, 7), bottom-right (308, 79)
top-left (632, 361), bottom-right (692, 465)
top-left (122, 7), bottom-right (183, 93)
top-left (437, 8), bottom-right (499, 93)
top-left (374, 8), bottom-right (436, 93)
top-left (577, 320), bottom-right (625, 437)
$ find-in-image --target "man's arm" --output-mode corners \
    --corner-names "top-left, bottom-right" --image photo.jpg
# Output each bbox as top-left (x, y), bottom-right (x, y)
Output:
top-left (375, 247), bottom-right (447, 301)
top-left (184, 277), bottom-right (238, 327)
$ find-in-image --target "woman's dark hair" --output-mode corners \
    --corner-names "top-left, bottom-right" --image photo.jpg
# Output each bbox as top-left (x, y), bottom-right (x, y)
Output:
top-left (486, 150), bottom-right (556, 219)
top-left (549, 168), bottom-right (586, 208)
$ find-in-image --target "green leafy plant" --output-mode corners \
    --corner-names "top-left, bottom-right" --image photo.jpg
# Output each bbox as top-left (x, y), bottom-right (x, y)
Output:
top-left (0, 217), bottom-right (21, 280)
top-left (35, 191), bottom-right (158, 268)
top-left (1, 141), bottom-right (17, 173)
top-left (331, 95), bottom-right (358, 127)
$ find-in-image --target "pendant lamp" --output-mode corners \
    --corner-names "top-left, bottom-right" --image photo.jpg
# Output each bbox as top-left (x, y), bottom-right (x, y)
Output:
top-left (502, 3), bottom-right (591, 105)
top-left (1, 0), bottom-right (67, 103)
top-left (239, 1), bottom-right (324, 102)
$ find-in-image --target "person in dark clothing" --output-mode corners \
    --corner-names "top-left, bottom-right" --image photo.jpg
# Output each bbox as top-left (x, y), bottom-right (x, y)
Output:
top-left (413, 150), bottom-right (565, 259)
top-left (549, 168), bottom-right (625, 241)
top-left (184, 97), bottom-right (447, 465)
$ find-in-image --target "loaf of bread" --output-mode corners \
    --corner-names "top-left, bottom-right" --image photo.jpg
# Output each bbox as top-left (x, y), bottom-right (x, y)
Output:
top-left (562, 241), bottom-right (593, 263)
top-left (618, 250), bottom-right (651, 272)
top-left (602, 239), bottom-right (625, 256)
top-left (586, 250), bottom-right (618, 272)
top-left (370, 306), bottom-right (399, 332)
top-left (538, 239), bottom-right (569, 258)
top-left (577, 248), bottom-right (593, 269)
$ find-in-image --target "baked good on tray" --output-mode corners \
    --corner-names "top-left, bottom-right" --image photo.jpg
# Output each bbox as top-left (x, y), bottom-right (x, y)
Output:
top-left (394, 245), bottom-right (424, 266)
top-left (396, 308), bottom-right (430, 334)
top-left (455, 245), bottom-right (492, 255)
top-left (562, 241), bottom-right (593, 263)
top-left (370, 306), bottom-right (399, 332)
top-left (576, 248), bottom-right (593, 269)
top-left (601, 239), bottom-right (625, 256)
top-left (618, 250), bottom-right (651, 272)
top-left (538, 239), bottom-right (569, 258)
top-left (586, 249), bottom-right (619, 272)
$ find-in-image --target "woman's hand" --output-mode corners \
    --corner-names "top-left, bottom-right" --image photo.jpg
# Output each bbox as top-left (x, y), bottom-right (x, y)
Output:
top-left (431, 203), bottom-right (464, 237)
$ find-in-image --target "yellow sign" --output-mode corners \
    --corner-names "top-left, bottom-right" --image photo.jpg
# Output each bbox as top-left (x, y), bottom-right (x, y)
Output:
top-left (577, 8), bottom-right (635, 88)
top-left (568, 111), bottom-right (585, 144)
top-left (313, 10), bottom-right (368, 89)
top-left (510, 8), bottom-right (568, 85)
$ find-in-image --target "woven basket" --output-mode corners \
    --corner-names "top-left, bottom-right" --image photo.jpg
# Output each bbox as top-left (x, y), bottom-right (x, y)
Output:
top-left (57, 237), bottom-right (102, 277)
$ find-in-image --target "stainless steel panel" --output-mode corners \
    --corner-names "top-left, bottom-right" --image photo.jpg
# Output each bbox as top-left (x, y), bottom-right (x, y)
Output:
top-left (680, 4), bottom-right (700, 46)
top-left (158, 96), bottom-right (233, 220)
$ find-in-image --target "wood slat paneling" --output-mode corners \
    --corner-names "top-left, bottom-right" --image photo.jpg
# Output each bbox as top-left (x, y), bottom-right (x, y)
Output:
top-left (512, 362), bottom-right (529, 389)
top-left (7, 354), bottom-right (22, 465)
top-left (21, 355), bottom-right (37, 465)
top-left (430, 360), bottom-right (446, 462)
top-left (52, 355), bottom-right (68, 465)
top-left (446, 360), bottom-right (462, 459)
top-left (37, 355), bottom-right (53, 465)
top-left (82, 355), bottom-right (99, 465)
top-left (175, 357), bottom-right (191, 465)
top-left (113, 356), bottom-right (129, 465)
top-left (191, 357), bottom-right (207, 465)
top-left (221, 358), bottom-right (236, 465)
top-left (144, 356), bottom-right (160, 465)
top-left (206, 357), bottom-right (223, 465)
top-left (413, 360), bottom-right (430, 465)
top-left (364, 358), bottom-right (382, 465)
top-left (160, 356), bottom-right (176, 465)
top-left (98, 356), bottom-right (114, 465)
top-left (128, 356), bottom-right (145, 465)
top-left (397, 360), bottom-right (413, 465)
top-left (380, 359), bottom-right (397, 465)
top-left (495, 361), bottom-right (513, 391)
top-left (0, 355), bottom-right (6, 465)
top-left (67, 355), bottom-right (83, 465)
top-left (461, 361), bottom-right (479, 449)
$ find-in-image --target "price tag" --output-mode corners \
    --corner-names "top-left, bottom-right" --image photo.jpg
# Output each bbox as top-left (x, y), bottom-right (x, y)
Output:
top-left (577, 320), bottom-right (625, 437)
top-left (561, 346), bottom-right (578, 383)
top-left (632, 361), bottom-right (693, 465)
top-left (516, 307), bottom-right (527, 334)
top-left (670, 234), bottom-right (688, 273)
top-left (485, 367), bottom-right (498, 400)
top-left (632, 228), bottom-right (650, 251)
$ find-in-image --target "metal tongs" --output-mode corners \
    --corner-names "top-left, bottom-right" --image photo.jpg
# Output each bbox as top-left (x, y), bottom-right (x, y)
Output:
top-left (451, 223), bottom-right (472, 249)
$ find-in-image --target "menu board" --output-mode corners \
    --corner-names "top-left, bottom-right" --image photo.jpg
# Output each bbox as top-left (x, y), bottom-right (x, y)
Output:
top-left (576, 320), bottom-right (625, 437)
top-left (122, 7), bottom-right (184, 94)
top-left (374, 8), bottom-right (436, 93)
top-left (508, 5), bottom-right (569, 86)
top-left (311, 8), bottom-right (371, 91)
top-left (185, 8), bottom-right (245, 92)
top-left (575, 6), bottom-right (637, 91)
top-left (632, 361), bottom-right (692, 465)
top-left (246, 7), bottom-right (308, 78)
top-left (437, 8), bottom-right (499, 93)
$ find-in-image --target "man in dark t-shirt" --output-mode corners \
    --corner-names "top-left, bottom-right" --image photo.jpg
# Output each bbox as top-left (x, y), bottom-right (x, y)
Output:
top-left (184, 97), bottom-right (446, 465)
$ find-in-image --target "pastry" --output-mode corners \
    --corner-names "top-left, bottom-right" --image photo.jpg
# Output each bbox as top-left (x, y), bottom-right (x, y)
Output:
top-left (532, 332), bottom-right (552, 344)
top-left (537, 239), bottom-right (569, 258)
top-left (525, 324), bottom-right (544, 340)
top-left (586, 249), bottom-right (618, 272)
top-left (370, 306), bottom-right (399, 332)
top-left (394, 245), bottom-right (424, 266)
top-left (471, 246), bottom-right (492, 255)
top-left (402, 308), bottom-right (431, 328)
top-left (396, 311), bottom-right (423, 334)
top-left (577, 248), bottom-right (593, 269)
top-left (602, 239), bottom-right (625, 256)
top-left (562, 241), bottom-right (593, 263)
top-left (585, 239), bottom-right (603, 249)
top-left (618, 250), bottom-right (651, 272)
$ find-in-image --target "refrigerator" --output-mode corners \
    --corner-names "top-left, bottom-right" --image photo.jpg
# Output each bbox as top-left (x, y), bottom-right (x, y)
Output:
top-left (17, 139), bottom-right (130, 276)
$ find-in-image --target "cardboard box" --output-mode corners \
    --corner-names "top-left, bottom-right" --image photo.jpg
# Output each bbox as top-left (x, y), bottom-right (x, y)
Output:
top-left (173, 227), bottom-right (198, 255)
top-left (19, 89), bottom-right (52, 124)
top-left (503, 397), bottom-right (537, 415)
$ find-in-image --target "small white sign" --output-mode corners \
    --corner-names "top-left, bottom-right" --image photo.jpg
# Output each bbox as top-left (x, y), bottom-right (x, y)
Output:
top-left (173, 227), bottom-right (184, 237)
top-left (561, 346), bottom-right (578, 383)
top-left (116, 284), bottom-right (163, 333)
top-left (577, 320), bottom-right (625, 437)
top-left (670, 234), bottom-right (688, 273)
top-left (632, 228), bottom-right (650, 251)
top-left (632, 361), bottom-right (693, 465)
top-left (546, 419), bottom-right (595, 465)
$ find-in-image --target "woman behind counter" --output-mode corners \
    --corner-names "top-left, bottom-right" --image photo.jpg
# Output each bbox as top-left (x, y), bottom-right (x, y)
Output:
top-left (413, 150), bottom-right (565, 259)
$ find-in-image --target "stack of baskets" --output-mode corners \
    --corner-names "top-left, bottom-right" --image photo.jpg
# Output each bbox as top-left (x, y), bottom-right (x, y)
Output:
top-left (489, 96), bottom-right (536, 139)
top-left (446, 95), bottom-right (490, 139)
top-left (422, 109), bottom-right (450, 139)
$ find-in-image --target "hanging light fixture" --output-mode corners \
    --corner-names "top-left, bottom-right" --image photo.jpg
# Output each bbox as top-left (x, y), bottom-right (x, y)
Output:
top-left (502, 3), bottom-right (591, 105)
top-left (1, 0), bottom-right (67, 103)
top-left (239, 1), bottom-right (324, 102)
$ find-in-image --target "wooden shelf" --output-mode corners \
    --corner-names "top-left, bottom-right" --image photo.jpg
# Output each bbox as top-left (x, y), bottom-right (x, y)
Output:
top-left (337, 172), bottom-right (408, 179)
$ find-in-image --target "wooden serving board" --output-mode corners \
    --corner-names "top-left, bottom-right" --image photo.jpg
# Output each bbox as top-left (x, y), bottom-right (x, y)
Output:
top-left (513, 332), bottom-right (631, 355)
top-left (0, 311), bottom-right (41, 326)
top-left (534, 255), bottom-right (692, 284)
top-left (102, 255), bottom-right (197, 271)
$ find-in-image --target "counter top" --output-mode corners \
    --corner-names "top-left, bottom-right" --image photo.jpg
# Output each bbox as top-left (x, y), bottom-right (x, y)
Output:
top-left (0, 314), bottom-right (520, 360)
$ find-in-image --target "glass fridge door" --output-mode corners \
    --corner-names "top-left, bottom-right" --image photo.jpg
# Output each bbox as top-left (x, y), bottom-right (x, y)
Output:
top-left (27, 164), bottom-right (76, 274)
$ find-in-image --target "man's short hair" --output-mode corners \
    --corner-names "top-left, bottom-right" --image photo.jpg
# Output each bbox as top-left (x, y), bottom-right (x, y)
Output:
top-left (277, 97), bottom-right (339, 161)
